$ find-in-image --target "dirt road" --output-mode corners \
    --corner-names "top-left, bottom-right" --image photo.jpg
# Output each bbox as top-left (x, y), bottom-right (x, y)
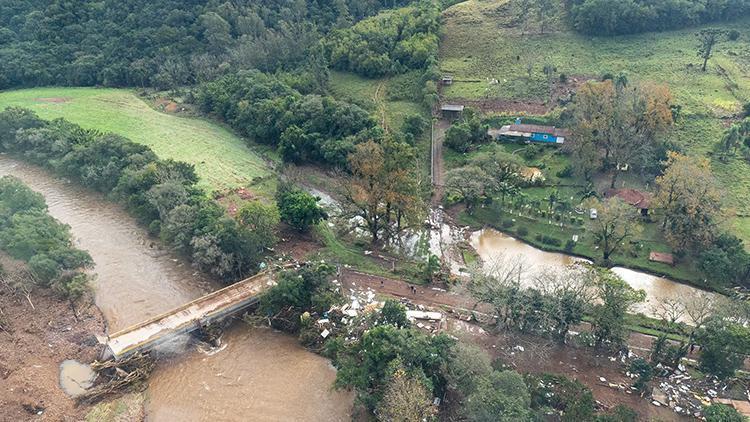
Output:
top-left (431, 119), bottom-right (450, 206)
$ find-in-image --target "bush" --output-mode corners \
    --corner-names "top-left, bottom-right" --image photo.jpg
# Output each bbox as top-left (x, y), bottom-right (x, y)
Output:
top-left (502, 219), bottom-right (515, 229)
top-left (728, 29), bottom-right (741, 41)
top-left (556, 165), bottom-right (574, 178)
top-left (704, 403), bottom-right (745, 422)
top-left (539, 235), bottom-right (562, 246)
top-left (276, 183), bottom-right (328, 232)
top-left (564, 239), bottom-right (576, 252)
top-left (743, 102), bottom-right (750, 117)
top-left (517, 226), bottom-right (529, 237)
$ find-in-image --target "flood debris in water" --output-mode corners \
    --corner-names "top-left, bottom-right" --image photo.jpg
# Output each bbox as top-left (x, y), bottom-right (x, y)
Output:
top-left (77, 353), bottom-right (155, 404)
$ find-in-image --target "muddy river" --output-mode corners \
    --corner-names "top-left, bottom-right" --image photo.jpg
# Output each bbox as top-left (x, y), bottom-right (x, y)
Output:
top-left (470, 228), bottom-right (716, 320)
top-left (0, 155), bottom-right (352, 421)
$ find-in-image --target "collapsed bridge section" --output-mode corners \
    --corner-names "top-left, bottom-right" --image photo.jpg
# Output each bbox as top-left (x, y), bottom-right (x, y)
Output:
top-left (106, 271), bottom-right (275, 359)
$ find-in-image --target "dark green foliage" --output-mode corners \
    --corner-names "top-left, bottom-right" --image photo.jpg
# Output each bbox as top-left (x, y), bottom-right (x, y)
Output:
top-left (698, 233), bottom-right (750, 288)
top-left (402, 113), bottom-right (429, 141)
top-left (568, 0), bottom-right (750, 36)
top-left (378, 299), bottom-right (409, 328)
top-left (703, 403), bottom-right (745, 422)
top-left (462, 370), bottom-right (531, 421)
top-left (0, 175), bottom-right (92, 297)
top-left (516, 226), bottom-right (529, 236)
top-left (325, 2), bottom-right (439, 77)
top-left (258, 262), bottom-right (339, 332)
top-left (0, 0), bottom-right (413, 89)
top-left (0, 107), bottom-right (274, 283)
top-left (197, 71), bottom-right (375, 167)
top-left (275, 182), bottom-right (328, 232)
top-left (331, 324), bottom-right (455, 411)
top-left (628, 358), bottom-right (652, 391)
top-left (526, 373), bottom-right (595, 421)
top-left (444, 109), bottom-right (488, 152)
top-left (728, 29), bottom-right (741, 41)
top-left (696, 319), bottom-right (750, 379)
top-left (534, 234), bottom-right (562, 246)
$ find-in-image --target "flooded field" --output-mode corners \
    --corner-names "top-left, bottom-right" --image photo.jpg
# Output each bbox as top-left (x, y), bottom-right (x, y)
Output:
top-left (0, 155), bottom-right (353, 420)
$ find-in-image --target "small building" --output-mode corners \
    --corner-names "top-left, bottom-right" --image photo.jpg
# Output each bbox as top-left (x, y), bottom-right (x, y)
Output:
top-left (488, 120), bottom-right (569, 144)
top-left (604, 188), bottom-right (651, 216)
top-left (441, 75), bottom-right (453, 85)
top-left (440, 104), bottom-right (464, 120)
top-left (649, 252), bottom-right (674, 266)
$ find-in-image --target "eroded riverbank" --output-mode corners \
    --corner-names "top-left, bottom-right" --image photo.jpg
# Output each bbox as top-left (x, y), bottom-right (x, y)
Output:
top-left (0, 155), bottom-right (353, 420)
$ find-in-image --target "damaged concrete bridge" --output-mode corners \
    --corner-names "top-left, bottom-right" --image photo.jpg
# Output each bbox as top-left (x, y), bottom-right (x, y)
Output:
top-left (105, 270), bottom-right (276, 359)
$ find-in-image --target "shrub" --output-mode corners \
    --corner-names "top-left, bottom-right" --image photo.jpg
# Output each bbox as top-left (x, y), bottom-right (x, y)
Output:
top-left (517, 226), bottom-right (529, 237)
top-left (502, 219), bottom-right (515, 229)
top-left (556, 165), bottom-right (574, 178)
top-left (564, 239), bottom-right (576, 252)
top-left (539, 235), bottom-right (561, 246)
top-left (559, 73), bottom-right (568, 83)
top-left (728, 29), bottom-right (741, 41)
top-left (704, 403), bottom-right (745, 422)
top-left (276, 182), bottom-right (328, 232)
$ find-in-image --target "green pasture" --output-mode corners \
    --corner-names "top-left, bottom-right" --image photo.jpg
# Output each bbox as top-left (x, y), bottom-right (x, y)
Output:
top-left (0, 87), bottom-right (275, 196)
top-left (440, 0), bottom-right (750, 242)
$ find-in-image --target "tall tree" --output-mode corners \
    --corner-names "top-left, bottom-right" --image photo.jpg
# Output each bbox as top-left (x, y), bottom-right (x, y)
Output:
top-left (585, 197), bottom-right (642, 262)
top-left (568, 80), bottom-right (673, 187)
top-left (696, 28), bottom-right (727, 72)
top-left (376, 365), bottom-right (437, 422)
top-left (341, 139), bottom-right (421, 243)
top-left (654, 152), bottom-right (724, 252)
top-left (591, 270), bottom-right (645, 349)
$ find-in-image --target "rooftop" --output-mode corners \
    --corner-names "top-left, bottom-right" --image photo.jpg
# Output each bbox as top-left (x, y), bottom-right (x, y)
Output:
top-left (604, 188), bottom-right (652, 209)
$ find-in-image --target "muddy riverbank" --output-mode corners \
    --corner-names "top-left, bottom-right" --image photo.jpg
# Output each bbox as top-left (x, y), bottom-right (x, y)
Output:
top-left (0, 255), bottom-right (106, 421)
top-left (470, 228), bottom-right (717, 321)
top-left (0, 156), bottom-right (353, 421)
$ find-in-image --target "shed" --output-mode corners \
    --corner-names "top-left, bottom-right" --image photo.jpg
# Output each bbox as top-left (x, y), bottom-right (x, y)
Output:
top-left (649, 252), bottom-right (674, 266)
top-left (488, 123), bottom-right (569, 144)
top-left (440, 104), bottom-right (464, 120)
top-left (604, 188), bottom-right (651, 216)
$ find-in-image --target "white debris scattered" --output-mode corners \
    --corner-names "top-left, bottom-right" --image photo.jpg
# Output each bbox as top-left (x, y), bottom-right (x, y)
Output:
top-left (406, 310), bottom-right (442, 321)
top-left (321, 329), bottom-right (330, 338)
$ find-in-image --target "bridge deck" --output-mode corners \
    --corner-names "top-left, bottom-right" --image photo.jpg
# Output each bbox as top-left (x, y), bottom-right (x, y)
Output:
top-left (107, 271), bottom-right (274, 359)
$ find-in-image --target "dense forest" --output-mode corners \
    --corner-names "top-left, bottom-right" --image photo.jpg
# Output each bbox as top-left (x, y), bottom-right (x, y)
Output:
top-left (568, 0), bottom-right (750, 35)
top-left (0, 108), bottom-right (278, 282)
top-left (0, 0), bottom-right (418, 89)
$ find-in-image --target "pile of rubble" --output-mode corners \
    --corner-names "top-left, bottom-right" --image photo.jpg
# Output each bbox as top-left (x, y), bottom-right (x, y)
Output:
top-left (312, 280), bottom-right (446, 343)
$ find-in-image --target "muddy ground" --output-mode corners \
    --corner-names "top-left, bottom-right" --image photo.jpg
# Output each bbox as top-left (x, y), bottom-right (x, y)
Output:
top-left (0, 256), bottom-right (108, 421)
top-left (340, 269), bottom-right (689, 421)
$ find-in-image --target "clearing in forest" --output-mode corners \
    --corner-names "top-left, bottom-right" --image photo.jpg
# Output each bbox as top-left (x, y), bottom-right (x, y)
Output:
top-left (440, 0), bottom-right (750, 243)
top-left (0, 87), bottom-right (275, 196)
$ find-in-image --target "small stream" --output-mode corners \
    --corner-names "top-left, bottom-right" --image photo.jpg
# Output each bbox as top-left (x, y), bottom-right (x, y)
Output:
top-left (0, 155), bottom-right (353, 420)
top-left (470, 228), bottom-right (717, 321)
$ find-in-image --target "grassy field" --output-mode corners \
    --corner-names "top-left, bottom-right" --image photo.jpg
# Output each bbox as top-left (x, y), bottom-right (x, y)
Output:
top-left (328, 70), bottom-right (433, 183)
top-left (0, 87), bottom-right (276, 195)
top-left (439, 0), bottom-right (750, 243)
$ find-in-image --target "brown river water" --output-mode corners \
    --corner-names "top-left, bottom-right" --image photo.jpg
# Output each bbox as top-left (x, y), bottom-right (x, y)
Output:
top-left (0, 155), bottom-right (353, 421)
top-left (470, 229), bottom-right (717, 321)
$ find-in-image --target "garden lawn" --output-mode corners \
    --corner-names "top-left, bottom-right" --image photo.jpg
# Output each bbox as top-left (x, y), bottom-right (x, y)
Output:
top-left (440, 0), bottom-right (750, 243)
top-left (0, 87), bottom-right (275, 196)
